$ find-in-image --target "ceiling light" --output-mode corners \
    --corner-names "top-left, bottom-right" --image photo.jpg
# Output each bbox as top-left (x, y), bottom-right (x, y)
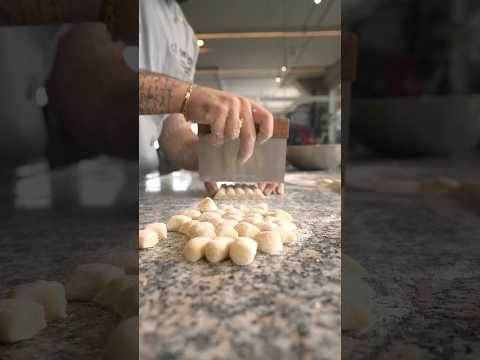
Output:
top-left (314, 0), bottom-right (322, 4)
top-left (281, 65), bottom-right (288, 72)
top-left (197, 39), bottom-right (205, 47)
top-left (275, 76), bottom-right (281, 83)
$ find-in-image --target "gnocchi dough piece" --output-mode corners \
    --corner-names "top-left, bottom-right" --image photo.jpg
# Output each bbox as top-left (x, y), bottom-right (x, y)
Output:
top-left (0, 299), bottom-right (46, 343)
top-left (219, 204), bottom-right (234, 210)
top-left (254, 188), bottom-right (265, 199)
top-left (253, 203), bottom-right (268, 211)
top-left (113, 282), bottom-right (139, 319)
top-left (183, 237), bottom-right (211, 262)
top-left (225, 187), bottom-right (236, 198)
top-left (277, 228), bottom-right (297, 244)
top-left (179, 209), bottom-right (202, 219)
top-left (327, 180), bottom-right (341, 193)
top-left (237, 205), bottom-right (250, 213)
top-left (166, 215), bottom-right (192, 232)
top-left (244, 187), bottom-right (255, 199)
top-left (221, 219), bottom-right (239, 228)
top-left (189, 222), bottom-right (216, 238)
top-left (198, 211), bottom-right (222, 221)
top-left (100, 250), bottom-right (138, 275)
top-left (65, 263), bottom-right (124, 301)
top-left (223, 213), bottom-right (244, 222)
top-left (198, 212), bottom-right (223, 226)
top-left (342, 272), bottom-right (375, 330)
top-left (254, 231), bottom-right (283, 254)
top-left (247, 207), bottom-right (266, 215)
top-left (144, 222), bottom-right (167, 240)
top-left (204, 237), bottom-right (234, 263)
top-left (214, 187), bottom-right (227, 199)
top-left (10, 280), bottom-right (67, 320)
top-left (257, 221), bottom-right (279, 232)
top-left (196, 197), bottom-right (218, 212)
top-left (93, 275), bottom-right (137, 311)
top-left (215, 223), bottom-right (239, 239)
top-left (235, 222), bottom-right (260, 238)
top-left (275, 219), bottom-right (297, 232)
top-left (242, 216), bottom-right (262, 226)
top-left (103, 316), bottom-right (138, 360)
top-left (269, 209), bottom-right (293, 221)
top-left (229, 237), bottom-right (258, 265)
top-left (138, 229), bottom-right (159, 249)
top-left (179, 220), bottom-right (200, 236)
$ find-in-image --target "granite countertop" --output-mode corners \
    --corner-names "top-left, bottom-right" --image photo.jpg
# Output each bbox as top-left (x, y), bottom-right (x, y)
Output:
top-left (0, 162), bottom-right (137, 359)
top-left (139, 170), bottom-right (341, 360)
top-left (342, 154), bottom-right (480, 359)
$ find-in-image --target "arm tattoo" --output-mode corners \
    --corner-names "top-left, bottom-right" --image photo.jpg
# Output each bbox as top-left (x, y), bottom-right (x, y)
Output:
top-left (139, 72), bottom-right (184, 115)
top-left (0, 0), bottom-right (100, 26)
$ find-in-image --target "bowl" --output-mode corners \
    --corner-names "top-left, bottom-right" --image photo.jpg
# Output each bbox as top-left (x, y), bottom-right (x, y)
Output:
top-left (287, 144), bottom-right (341, 170)
top-left (351, 96), bottom-right (480, 156)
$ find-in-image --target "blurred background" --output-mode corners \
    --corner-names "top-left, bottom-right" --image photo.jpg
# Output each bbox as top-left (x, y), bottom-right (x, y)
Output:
top-left (182, 0), bottom-right (341, 171)
top-left (343, 0), bottom-right (480, 161)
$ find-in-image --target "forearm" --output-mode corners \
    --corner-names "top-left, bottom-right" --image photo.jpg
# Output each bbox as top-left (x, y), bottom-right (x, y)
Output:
top-left (139, 72), bottom-right (189, 115)
top-left (159, 114), bottom-right (198, 171)
top-left (0, 0), bottom-right (102, 25)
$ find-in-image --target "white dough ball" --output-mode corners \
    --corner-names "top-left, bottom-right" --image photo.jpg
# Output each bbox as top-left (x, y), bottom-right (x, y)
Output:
top-left (269, 209), bottom-right (293, 221)
top-left (10, 280), bottom-right (66, 320)
top-left (183, 237), bottom-right (211, 262)
top-left (277, 228), bottom-right (297, 244)
top-left (254, 231), bottom-right (283, 254)
top-left (0, 299), bottom-right (46, 343)
top-left (220, 219), bottom-right (239, 228)
top-left (144, 222), bottom-right (167, 240)
top-left (242, 216), bottom-right (262, 226)
top-left (189, 222), bottom-right (216, 239)
top-left (235, 222), bottom-right (260, 238)
top-left (65, 263), bottom-right (124, 301)
top-left (257, 222), bottom-right (279, 232)
top-left (138, 229), bottom-right (159, 249)
top-left (229, 237), bottom-right (258, 265)
top-left (196, 197), bottom-right (218, 212)
top-left (275, 219), bottom-right (297, 232)
top-left (94, 275), bottom-right (137, 311)
top-left (204, 237), bottom-right (234, 263)
top-left (103, 316), bottom-right (138, 360)
top-left (100, 250), bottom-right (138, 275)
top-left (253, 203), bottom-right (268, 211)
top-left (166, 215), bottom-right (192, 232)
top-left (179, 209), bottom-right (202, 219)
top-left (179, 220), bottom-right (200, 236)
top-left (113, 282), bottom-right (139, 319)
top-left (215, 224), bottom-right (239, 239)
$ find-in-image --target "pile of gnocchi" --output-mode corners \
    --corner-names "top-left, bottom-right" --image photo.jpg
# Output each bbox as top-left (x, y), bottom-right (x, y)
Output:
top-left (214, 184), bottom-right (265, 200)
top-left (139, 197), bottom-right (297, 265)
top-left (0, 252), bottom-right (139, 359)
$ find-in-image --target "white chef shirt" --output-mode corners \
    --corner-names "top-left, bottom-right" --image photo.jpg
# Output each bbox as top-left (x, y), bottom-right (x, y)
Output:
top-left (139, 0), bottom-right (199, 174)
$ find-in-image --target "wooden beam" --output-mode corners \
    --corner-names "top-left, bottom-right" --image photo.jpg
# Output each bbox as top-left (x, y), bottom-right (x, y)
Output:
top-left (196, 30), bottom-right (341, 40)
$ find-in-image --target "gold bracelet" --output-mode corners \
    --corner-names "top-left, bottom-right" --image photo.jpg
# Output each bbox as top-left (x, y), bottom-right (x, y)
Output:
top-left (181, 84), bottom-right (194, 121)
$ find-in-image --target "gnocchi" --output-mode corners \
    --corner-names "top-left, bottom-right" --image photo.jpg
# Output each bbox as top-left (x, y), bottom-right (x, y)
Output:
top-left (204, 237), bottom-right (234, 263)
top-left (229, 237), bottom-right (258, 265)
top-left (254, 231), bottom-right (283, 254)
top-left (166, 215), bottom-right (192, 232)
top-left (183, 237), bottom-right (211, 262)
top-left (0, 299), bottom-right (46, 343)
top-left (138, 229), bottom-right (159, 249)
top-left (144, 222), bottom-right (167, 240)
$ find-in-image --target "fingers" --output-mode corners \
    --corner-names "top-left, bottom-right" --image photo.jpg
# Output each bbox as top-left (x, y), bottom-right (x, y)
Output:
top-left (206, 105), bottom-right (227, 146)
top-left (237, 98), bottom-right (256, 164)
top-left (251, 102), bottom-right (274, 144)
top-left (225, 97), bottom-right (241, 140)
top-left (204, 181), bottom-right (218, 197)
top-left (257, 183), bottom-right (266, 192)
top-left (263, 183), bottom-right (276, 196)
top-left (277, 183), bottom-right (285, 194)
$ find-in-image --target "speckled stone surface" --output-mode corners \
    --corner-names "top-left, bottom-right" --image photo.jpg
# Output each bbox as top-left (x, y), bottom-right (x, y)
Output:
top-left (139, 170), bottom-right (341, 360)
top-left (342, 155), bottom-right (480, 360)
top-left (0, 163), bottom-right (138, 359)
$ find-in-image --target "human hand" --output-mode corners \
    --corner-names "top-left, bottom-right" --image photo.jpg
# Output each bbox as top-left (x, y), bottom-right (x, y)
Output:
top-left (257, 183), bottom-right (285, 195)
top-left (188, 86), bottom-right (274, 163)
